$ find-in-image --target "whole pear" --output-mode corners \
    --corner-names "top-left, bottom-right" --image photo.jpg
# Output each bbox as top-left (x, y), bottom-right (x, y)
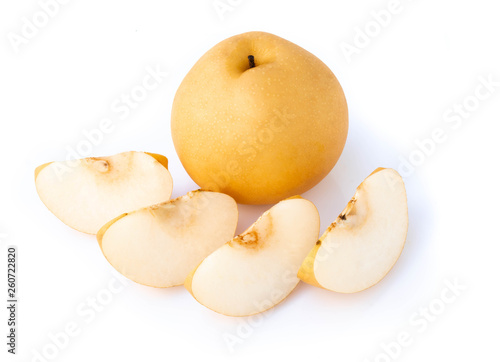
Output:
top-left (171, 31), bottom-right (348, 204)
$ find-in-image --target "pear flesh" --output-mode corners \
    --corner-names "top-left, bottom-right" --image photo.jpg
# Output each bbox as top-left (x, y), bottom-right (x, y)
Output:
top-left (97, 190), bottom-right (238, 288)
top-left (35, 151), bottom-right (173, 234)
top-left (298, 168), bottom-right (408, 293)
top-left (185, 197), bottom-right (320, 317)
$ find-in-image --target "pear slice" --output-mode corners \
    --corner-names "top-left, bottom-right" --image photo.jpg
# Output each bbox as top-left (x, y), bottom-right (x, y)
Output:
top-left (185, 196), bottom-right (320, 317)
top-left (97, 190), bottom-right (238, 288)
top-left (298, 168), bottom-right (408, 293)
top-left (35, 151), bottom-right (173, 234)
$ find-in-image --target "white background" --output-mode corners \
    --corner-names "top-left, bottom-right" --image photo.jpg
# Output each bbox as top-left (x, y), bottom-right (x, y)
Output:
top-left (1, 0), bottom-right (499, 361)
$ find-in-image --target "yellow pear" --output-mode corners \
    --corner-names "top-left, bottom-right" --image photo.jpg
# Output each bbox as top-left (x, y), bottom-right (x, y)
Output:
top-left (171, 31), bottom-right (348, 204)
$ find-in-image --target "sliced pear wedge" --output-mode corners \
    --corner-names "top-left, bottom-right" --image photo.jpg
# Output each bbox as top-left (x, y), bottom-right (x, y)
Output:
top-left (185, 196), bottom-right (320, 317)
top-left (97, 190), bottom-right (238, 288)
top-left (298, 168), bottom-right (408, 293)
top-left (35, 151), bottom-right (173, 234)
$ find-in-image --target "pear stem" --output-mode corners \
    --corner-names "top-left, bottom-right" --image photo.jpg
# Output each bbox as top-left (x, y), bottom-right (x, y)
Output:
top-left (248, 55), bottom-right (255, 69)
